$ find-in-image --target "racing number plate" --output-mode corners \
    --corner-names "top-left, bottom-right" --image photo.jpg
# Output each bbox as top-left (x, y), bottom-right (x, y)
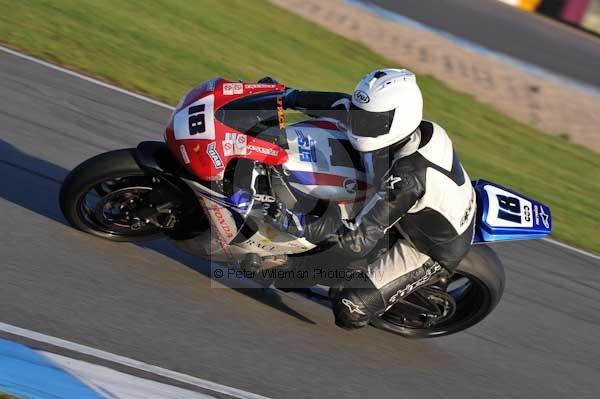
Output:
top-left (483, 185), bottom-right (533, 228)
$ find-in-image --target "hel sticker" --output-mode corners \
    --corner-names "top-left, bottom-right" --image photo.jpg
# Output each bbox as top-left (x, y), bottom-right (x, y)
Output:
top-left (207, 142), bottom-right (224, 168)
top-left (353, 90), bottom-right (370, 104)
top-left (179, 144), bottom-right (191, 164)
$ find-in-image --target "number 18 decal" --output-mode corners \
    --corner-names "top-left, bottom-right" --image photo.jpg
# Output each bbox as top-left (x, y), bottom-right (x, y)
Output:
top-left (484, 185), bottom-right (533, 228)
top-left (496, 194), bottom-right (521, 223)
top-left (173, 95), bottom-right (215, 140)
top-left (188, 104), bottom-right (206, 135)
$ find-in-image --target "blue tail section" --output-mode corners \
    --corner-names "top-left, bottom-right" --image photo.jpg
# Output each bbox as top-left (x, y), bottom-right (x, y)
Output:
top-left (472, 179), bottom-right (552, 244)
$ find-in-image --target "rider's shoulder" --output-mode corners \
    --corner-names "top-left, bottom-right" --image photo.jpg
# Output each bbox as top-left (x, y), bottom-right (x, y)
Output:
top-left (417, 120), bottom-right (453, 150)
top-left (415, 120), bottom-right (455, 167)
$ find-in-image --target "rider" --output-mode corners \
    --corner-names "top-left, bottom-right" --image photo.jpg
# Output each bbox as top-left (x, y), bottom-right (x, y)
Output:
top-left (265, 68), bottom-right (476, 329)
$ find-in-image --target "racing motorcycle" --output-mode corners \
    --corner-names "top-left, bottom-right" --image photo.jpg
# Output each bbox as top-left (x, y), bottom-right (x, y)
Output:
top-left (59, 78), bottom-right (552, 338)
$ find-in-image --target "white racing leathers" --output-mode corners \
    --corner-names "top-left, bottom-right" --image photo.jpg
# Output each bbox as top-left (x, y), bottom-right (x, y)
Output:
top-left (302, 121), bottom-right (476, 329)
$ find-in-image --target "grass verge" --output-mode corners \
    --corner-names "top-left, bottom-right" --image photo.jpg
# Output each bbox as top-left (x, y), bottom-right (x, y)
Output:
top-left (0, 0), bottom-right (598, 252)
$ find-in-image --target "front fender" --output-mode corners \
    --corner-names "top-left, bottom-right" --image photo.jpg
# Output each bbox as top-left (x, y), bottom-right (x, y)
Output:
top-left (135, 141), bottom-right (182, 175)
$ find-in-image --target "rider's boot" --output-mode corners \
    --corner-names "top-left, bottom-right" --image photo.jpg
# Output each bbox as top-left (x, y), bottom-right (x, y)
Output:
top-left (331, 259), bottom-right (446, 329)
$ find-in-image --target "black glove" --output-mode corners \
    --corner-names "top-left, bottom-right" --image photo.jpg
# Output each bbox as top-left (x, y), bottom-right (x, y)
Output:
top-left (282, 88), bottom-right (299, 109)
top-left (264, 200), bottom-right (305, 237)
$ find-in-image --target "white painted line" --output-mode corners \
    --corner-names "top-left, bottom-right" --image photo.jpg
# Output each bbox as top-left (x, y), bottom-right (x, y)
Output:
top-left (0, 322), bottom-right (271, 399)
top-left (42, 351), bottom-right (217, 399)
top-left (541, 238), bottom-right (600, 261)
top-left (1, 44), bottom-right (598, 261)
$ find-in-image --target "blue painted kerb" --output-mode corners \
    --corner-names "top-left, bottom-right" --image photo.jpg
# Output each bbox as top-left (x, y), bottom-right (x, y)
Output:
top-left (0, 338), bottom-right (102, 399)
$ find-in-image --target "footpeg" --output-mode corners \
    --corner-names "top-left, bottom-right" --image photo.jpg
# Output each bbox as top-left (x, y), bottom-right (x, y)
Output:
top-left (240, 253), bottom-right (262, 272)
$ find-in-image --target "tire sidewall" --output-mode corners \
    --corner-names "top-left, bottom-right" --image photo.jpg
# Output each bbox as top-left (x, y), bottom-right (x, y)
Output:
top-left (59, 149), bottom-right (164, 242)
top-left (371, 245), bottom-right (505, 338)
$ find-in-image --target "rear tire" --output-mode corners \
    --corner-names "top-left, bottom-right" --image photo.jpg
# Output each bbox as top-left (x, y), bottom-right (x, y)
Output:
top-left (370, 245), bottom-right (505, 338)
top-left (59, 149), bottom-right (164, 242)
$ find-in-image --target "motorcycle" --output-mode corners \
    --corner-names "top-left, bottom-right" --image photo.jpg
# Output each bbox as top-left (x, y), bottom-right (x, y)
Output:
top-left (59, 77), bottom-right (552, 338)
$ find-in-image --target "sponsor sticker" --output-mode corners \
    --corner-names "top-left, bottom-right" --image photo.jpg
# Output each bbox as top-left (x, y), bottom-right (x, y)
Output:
top-left (179, 144), bottom-right (191, 164)
top-left (353, 90), bottom-right (370, 104)
top-left (295, 129), bottom-right (316, 162)
top-left (207, 142), bottom-right (224, 168)
top-left (342, 299), bottom-right (366, 315)
top-left (524, 205), bottom-right (531, 223)
top-left (248, 144), bottom-right (278, 156)
top-left (343, 178), bottom-right (357, 194)
top-left (223, 83), bottom-right (234, 95)
top-left (223, 141), bottom-right (234, 156)
top-left (539, 206), bottom-right (550, 228)
top-left (222, 132), bottom-right (247, 156)
top-left (223, 83), bottom-right (244, 95)
top-left (244, 238), bottom-right (276, 252)
top-left (210, 203), bottom-right (235, 240)
top-left (276, 96), bottom-right (285, 129)
top-left (460, 189), bottom-right (476, 227)
top-left (236, 134), bottom-right (247, 154)
top-left (205, 78), bottom-right (218, 91)
top-left (244, 83), bottom-right (278, 89)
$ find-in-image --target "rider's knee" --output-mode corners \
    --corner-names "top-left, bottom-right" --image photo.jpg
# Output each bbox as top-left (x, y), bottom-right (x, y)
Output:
top-left (332, 285), bottom-right (385, 330)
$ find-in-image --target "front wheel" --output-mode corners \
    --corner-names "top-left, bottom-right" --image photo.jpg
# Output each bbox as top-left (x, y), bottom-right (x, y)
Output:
top-left (59, 149), bottom-right (168, 242)
top-left (370, 245), bottom-right (505, 338)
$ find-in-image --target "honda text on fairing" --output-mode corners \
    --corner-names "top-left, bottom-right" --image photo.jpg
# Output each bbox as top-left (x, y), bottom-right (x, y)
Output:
top-left (59, 76), bottom-right (552, 338)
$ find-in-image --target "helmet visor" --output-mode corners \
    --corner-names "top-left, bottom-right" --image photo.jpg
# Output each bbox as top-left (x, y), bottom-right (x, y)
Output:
top-left (348, 103), bottom-right (396, 138)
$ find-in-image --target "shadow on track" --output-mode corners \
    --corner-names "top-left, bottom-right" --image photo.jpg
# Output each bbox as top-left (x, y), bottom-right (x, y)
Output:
top-left (0, 139), bottom-right (316, 324)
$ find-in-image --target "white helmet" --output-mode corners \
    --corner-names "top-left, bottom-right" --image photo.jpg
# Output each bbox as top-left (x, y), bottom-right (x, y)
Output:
top-left (347, 68), bottom-right (423, 152)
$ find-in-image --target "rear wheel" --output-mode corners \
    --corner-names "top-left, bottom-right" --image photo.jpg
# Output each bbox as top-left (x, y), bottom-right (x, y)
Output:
top-left (59, 149), bottom-right (170, 242)
top-left (370, 245), bottom-right (504, 338)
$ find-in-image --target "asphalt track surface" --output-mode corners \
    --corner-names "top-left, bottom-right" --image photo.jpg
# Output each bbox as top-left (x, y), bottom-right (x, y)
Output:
top-left (365, 0), bottom-right (600, 89)
top-left (1, 49), bottom-right (600, 398)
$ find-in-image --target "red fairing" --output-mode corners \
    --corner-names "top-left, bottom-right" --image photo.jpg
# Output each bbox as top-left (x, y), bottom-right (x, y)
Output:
top-left (165, 78), bottom-right (288, 181)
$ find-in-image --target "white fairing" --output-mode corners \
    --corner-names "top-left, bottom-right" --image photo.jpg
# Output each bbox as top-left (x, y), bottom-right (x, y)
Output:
top-left (406, 122), bottom-right (476, 235)
top-left (235, 223), bottom-right (315, 257)
top-left (282, 119), bottom-right (368, 203)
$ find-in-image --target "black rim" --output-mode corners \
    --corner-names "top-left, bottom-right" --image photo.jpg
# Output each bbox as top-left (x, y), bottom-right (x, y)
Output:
top-left (76, 175), bottom-right (162, 237)
top-left (378, 271), bottom-right (491, 333)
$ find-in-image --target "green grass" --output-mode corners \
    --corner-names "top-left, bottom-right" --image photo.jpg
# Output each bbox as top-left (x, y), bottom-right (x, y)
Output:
top-left (0, 0), bottom-right (598, 252)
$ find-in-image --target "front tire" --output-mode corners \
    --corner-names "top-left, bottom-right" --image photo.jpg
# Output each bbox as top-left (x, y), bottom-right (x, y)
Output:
top-left (59, 149), bottom-right (164, 242)
top-left (370, 245), bottom-right (505, 338)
